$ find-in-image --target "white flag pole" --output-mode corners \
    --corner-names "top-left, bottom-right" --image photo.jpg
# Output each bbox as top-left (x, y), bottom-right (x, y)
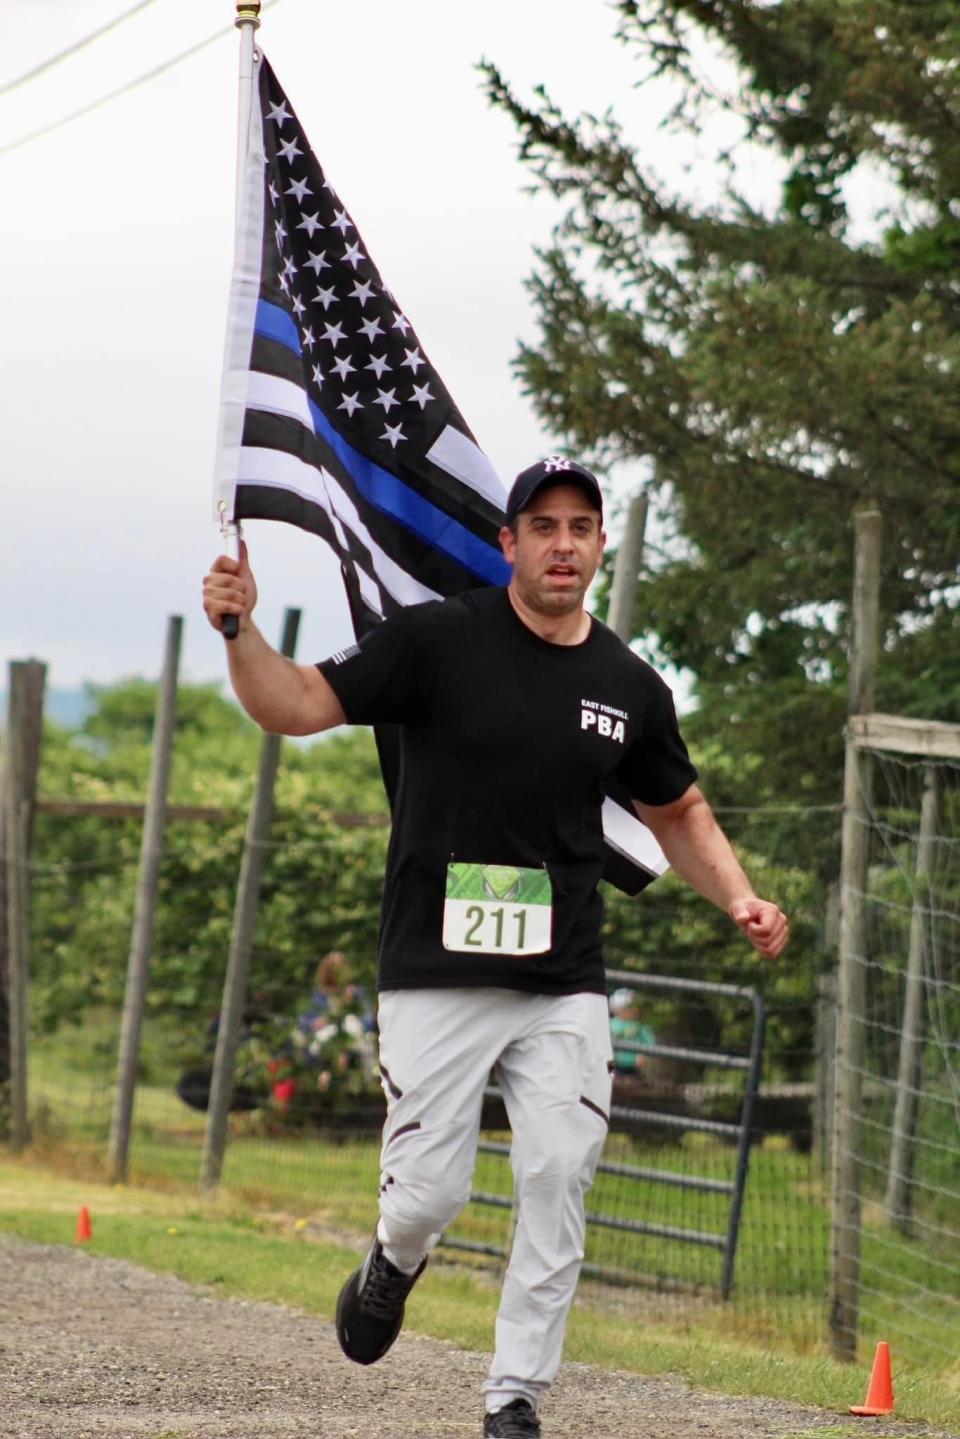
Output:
top-left (235, 3), bottom-right (260, 120)
top-left (215, 2), bottom-right (262, 638)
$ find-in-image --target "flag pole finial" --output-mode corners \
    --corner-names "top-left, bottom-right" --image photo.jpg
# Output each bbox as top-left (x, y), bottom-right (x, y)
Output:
top-left (235, 2), bottom-right (261, 29)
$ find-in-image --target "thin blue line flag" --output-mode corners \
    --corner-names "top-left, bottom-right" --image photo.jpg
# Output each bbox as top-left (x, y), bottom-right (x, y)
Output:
top-left (213, 51), bottom-right (666, 894)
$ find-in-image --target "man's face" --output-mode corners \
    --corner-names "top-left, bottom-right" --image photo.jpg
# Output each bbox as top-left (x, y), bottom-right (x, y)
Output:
top-left (499, 483), bottom-right (605, 618)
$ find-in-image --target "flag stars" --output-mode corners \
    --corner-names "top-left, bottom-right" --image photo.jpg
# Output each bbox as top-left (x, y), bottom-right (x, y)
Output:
top-left (277, 136), bottom-right (303, 164)
top-left (365, 353), bottom-right (391, 379)
top-left (286, 175), bottom-right (312, 203)
top-left (297, 211), bottom-right (322, 238)
top-left (250, 80), bottom-right (482, 626)
top-left (410, 382), bottom-right (434, 409)
top-left (349, 279), bottom-right (376, 307)
top-left (332, 354), bottom-right (356, 380)
top-left (267, 99), bottom-right (292, 127)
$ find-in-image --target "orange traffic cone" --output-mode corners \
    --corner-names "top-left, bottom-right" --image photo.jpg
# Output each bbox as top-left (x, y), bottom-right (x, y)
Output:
top-left (75, 1205), bottom-right (92, 1243)
top-left (850, 1341), bottom-right (894, 1416)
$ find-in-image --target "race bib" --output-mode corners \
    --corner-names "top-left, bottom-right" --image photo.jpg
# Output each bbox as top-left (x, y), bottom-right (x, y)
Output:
top-left (442, 862), bottom-right (553, 956)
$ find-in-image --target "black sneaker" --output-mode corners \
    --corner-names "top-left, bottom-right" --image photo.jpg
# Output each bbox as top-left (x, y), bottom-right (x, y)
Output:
top-left (483, 1399), bottom-right (541, 1437)
top-left (335, 1237), bottom-right (426, 1365)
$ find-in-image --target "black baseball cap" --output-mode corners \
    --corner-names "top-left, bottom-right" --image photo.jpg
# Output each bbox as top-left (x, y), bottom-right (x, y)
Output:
top-left (505, 457), bottom-right (604, 524)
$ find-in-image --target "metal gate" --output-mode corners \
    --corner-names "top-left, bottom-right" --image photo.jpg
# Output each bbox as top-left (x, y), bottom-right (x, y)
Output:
top-left (440, 970), bottom-right (767, 1299)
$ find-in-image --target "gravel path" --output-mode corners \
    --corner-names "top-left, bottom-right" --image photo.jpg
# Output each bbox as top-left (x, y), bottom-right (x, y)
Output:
top-left (0, 1235), bottom-right (953, 1439)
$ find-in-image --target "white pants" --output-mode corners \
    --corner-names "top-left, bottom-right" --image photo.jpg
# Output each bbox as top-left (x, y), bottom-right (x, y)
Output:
top-left (375, 988), bottom-right (613, 1414)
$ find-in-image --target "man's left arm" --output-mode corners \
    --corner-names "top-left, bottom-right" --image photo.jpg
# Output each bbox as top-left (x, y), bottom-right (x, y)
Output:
top-left (633, 785), bottom-right (789, 960)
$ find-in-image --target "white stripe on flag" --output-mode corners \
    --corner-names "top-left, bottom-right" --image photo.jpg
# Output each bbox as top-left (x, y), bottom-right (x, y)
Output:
top-left (246, 372), bottom-right (313, 430)
top-left (321, 503), bottom-right (382, 613)
top-left (353, 557), bottom-right (383, 615)
top-left (426, 425), bottom-right (507, 511)
top-left (237, 444), bottom-right (327, 505)
top-left (320, 467), bottom-right (442, 606)
top-left (600, 797), bottom-right (669, 879)
top-left (234, 460), bottom-right (379, 616)
top-left (236, 446), bottom-right (442, 610)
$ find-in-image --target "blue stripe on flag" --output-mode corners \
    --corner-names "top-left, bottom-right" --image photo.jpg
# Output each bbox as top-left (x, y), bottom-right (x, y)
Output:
top-left (254, 300), bottom-right (511, 586)
top-left (254, 300), bottom-right (302, 353)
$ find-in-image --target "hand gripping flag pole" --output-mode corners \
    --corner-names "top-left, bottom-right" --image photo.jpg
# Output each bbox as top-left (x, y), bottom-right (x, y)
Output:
top-left (214, 2), bottom-right (263, 639)
top-left (210, 20), bottom-right (669, 894)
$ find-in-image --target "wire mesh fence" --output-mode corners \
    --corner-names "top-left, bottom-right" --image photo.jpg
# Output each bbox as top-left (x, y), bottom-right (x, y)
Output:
top-left (842, 752), bottom-right (960, 1369)
top-left (8, 780), bottom-right (959, 1374)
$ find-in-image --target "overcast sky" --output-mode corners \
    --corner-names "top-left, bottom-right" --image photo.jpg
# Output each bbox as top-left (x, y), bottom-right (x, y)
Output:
top-left (1, 0), bottom-right (748, 693)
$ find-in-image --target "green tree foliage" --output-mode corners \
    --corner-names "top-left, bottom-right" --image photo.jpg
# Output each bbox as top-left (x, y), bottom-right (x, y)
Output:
top-left (30, 682), bottom-right (389, 1051)
top-left (480, 0), bottom-right (960, 829)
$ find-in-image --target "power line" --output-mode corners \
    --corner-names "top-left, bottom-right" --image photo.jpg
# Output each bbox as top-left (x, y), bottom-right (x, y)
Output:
top-left (0, 0), bottom-right (284, 159)
top-left (0, 0), bottom-right (162, 98)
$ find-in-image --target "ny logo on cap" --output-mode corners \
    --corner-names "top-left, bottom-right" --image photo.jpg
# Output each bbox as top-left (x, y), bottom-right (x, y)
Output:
top-left (543, 455), bottom-right (569, 472)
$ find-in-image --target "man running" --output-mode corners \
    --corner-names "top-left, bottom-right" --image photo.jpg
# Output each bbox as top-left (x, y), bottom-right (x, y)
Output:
top-left (202, 457), bottom-right (789, 1438)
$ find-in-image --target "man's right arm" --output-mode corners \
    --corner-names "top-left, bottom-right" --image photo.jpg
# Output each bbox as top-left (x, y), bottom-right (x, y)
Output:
top-left (223, 621), bottom-right (346, 736)
top-left (202, 544), bottom-right (346, 737)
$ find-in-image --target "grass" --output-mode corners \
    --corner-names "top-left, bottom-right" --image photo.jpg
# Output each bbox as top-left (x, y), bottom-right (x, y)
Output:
top-left (32, 1114), bottom-right (937, 1371)
top-left (2, 1153), bottom-right (960, 1431)
top-left (776, 1431), bottom-right (867, 1439)
top-left (20, 1013), bottom-right (960, 1403)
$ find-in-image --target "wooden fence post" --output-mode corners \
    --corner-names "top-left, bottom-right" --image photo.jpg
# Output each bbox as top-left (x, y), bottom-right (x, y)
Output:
top-left (813, 882), bottom-right (839, 1179)
top-left (3, 660), bottom-right (48, 1151)
top-left (607, 492), bottom-right (648, 643)
top-left (0, 747), bottom-right (7, 1131)
top-left (108, 617), bottom-right (183, 1182)
top-left (0, 765), bottom-right (6, 1131)
top-left (200, 607), bottom-right (301, 1192)
top-left (885, 763), bottom-right (939, 1231)
top-left (829, 507), bottom-right (881, 1361)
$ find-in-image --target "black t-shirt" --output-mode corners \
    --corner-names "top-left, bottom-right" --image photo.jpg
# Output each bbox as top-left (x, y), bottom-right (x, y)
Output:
top-left (317, 588), bottom-right (697, 995)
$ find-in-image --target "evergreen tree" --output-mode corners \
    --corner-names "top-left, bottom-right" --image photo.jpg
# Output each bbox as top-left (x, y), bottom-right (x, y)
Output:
top-left (482, 0), bottom-right (960, 825)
